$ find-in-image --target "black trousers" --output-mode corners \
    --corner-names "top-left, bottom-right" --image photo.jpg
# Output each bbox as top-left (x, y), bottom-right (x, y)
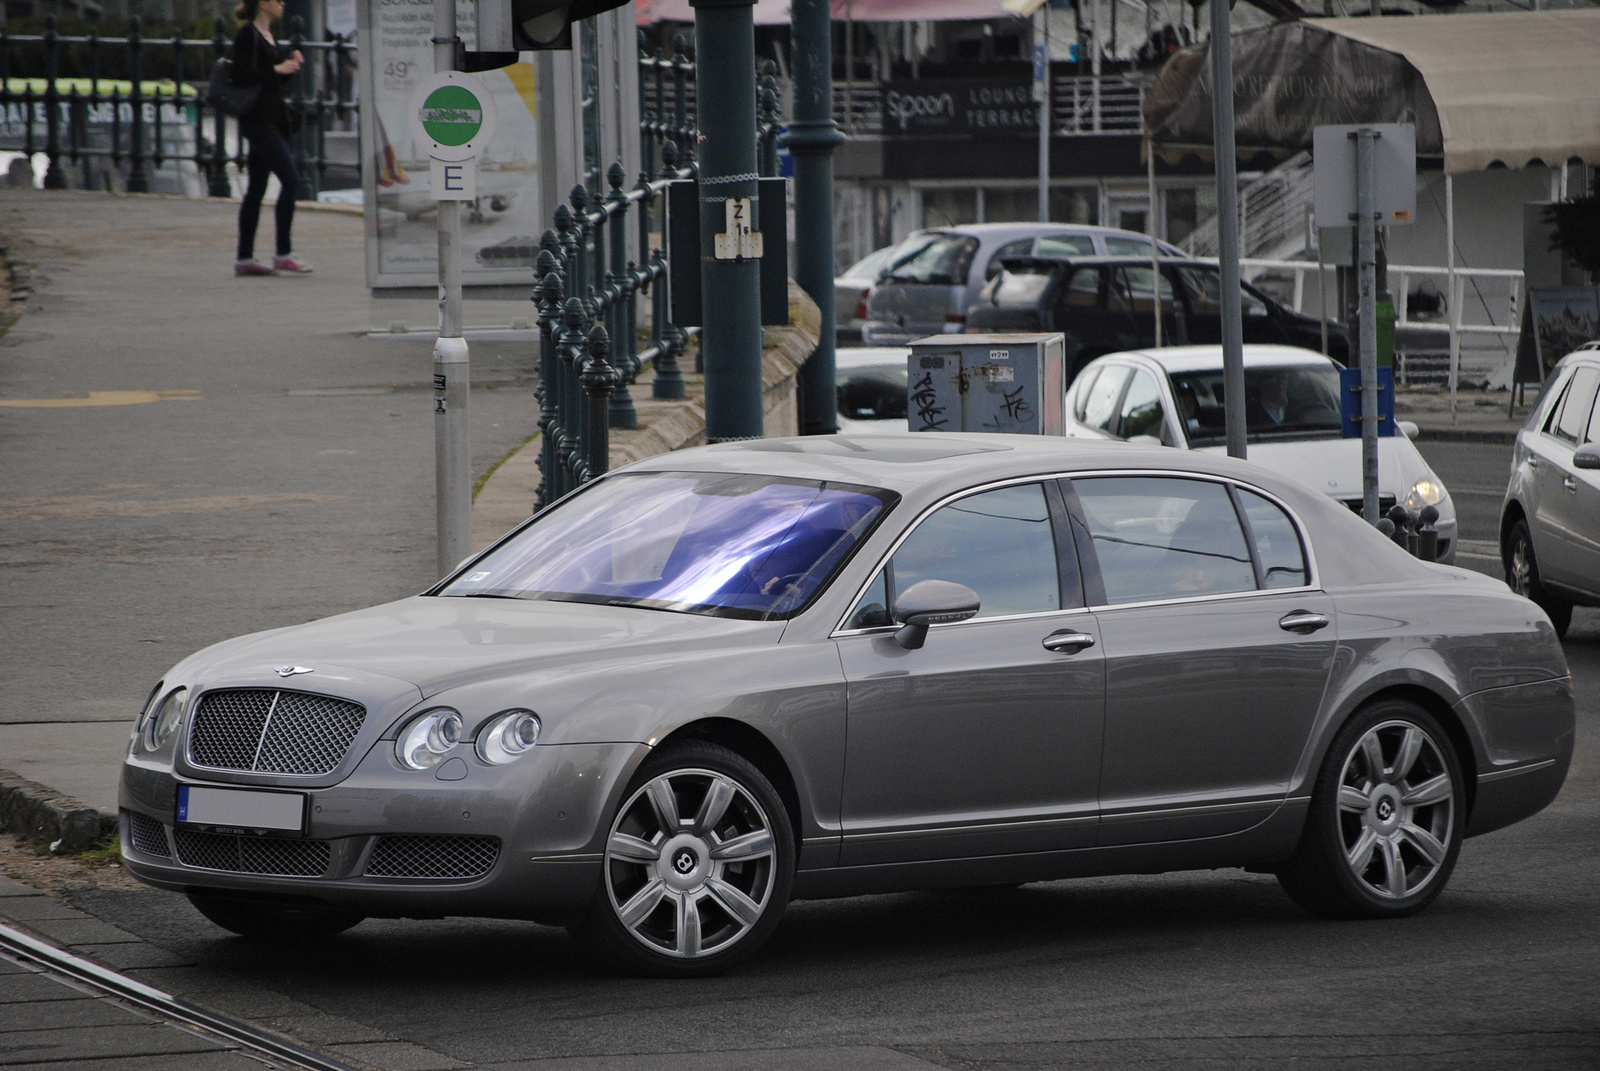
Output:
top-left (237, 117), bottom-right (300, 261)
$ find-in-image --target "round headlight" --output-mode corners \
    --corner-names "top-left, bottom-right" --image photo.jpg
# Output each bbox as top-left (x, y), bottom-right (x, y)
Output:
top-left (1406, 478), bottom-right (1444, 508)
top-left (476, 710), bottom-right (540, 765)
top-left (396, 709), bottom-right (463, 770)
top-left (143, 688), bottom-right (187, 752)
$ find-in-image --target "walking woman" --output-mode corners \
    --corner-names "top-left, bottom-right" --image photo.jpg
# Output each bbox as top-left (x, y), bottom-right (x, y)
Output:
top-left (231, 0), bottom-right (311, 275)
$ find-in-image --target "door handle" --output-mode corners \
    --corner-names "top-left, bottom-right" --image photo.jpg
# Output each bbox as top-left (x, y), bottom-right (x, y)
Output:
top-left (1528, 456), bottom-right (1540, 469)
top-left (1042, 630), bottom-right (1097, 654)
top-left (1564, 475), bottom-right (1578, 492)
top-left (1279, 610), bottom-right (1330, 634)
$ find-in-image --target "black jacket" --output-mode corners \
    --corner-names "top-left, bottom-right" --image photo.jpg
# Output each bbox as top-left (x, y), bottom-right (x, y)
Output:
top-left (229, 23), bottom-right (286, 128)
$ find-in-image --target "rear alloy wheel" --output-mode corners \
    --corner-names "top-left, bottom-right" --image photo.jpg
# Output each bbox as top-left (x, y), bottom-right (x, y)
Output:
top-left (187, 894), bottom-right (363, 940)
top-left (1278, 700), bottom-right (1464, 919)
top-left (1505, 518), bottom-right (1572, 637)
top-left (577, 742), bottom-right (794, 977)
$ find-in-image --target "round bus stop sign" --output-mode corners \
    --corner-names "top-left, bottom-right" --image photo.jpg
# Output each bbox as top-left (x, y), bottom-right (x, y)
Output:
top-left (409, 71), bottom-right (497, 163)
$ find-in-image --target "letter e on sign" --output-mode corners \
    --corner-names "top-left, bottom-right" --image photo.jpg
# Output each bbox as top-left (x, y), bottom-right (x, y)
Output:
top-left (430, 158), bottom-right (476, 201)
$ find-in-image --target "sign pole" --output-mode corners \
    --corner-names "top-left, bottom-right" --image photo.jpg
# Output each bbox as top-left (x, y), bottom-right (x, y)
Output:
top-left (1208, 0), bottom-right (1246, 460)
top-left (1035, 4), bottom-right (1049, 223)
top-left (431, 0), bottom-right (468, 576)
top-left (1355, 127), bottom-right (1380, 524)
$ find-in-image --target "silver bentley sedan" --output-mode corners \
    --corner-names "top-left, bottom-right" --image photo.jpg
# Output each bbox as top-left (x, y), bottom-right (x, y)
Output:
top-left (120, 435), bottom-right (1574, 976)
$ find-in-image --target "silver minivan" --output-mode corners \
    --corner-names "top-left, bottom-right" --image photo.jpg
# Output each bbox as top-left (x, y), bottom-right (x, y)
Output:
top-left (862, 222), bottom-right (1185, 345)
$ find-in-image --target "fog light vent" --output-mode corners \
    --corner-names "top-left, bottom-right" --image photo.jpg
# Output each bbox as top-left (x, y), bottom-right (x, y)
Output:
top-left (365, 835), bottom-right (500, 879)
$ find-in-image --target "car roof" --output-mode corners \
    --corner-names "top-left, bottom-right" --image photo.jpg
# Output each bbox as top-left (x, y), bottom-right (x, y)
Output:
top-left (1091, 344), bottom-right (1337, 375)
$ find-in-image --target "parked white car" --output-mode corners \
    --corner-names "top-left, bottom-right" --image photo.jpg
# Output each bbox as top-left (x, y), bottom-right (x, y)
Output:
top-left (1064, 345), bottom-right (1458, 564)
top-left (834, 346), bottom-right (911, 434)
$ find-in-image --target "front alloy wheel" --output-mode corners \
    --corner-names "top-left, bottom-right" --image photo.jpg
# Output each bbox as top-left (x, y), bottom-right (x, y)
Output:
top-left (1278, 701), bottom-right (1464, 919)
top-left (578, 742), bottom-right (793, 976)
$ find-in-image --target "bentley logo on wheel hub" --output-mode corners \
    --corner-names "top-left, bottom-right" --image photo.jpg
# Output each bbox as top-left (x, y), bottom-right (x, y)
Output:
top-left (673, 848), bottom-right (698, 874)
top-left (1376, 798), bottom-right (1395, 821)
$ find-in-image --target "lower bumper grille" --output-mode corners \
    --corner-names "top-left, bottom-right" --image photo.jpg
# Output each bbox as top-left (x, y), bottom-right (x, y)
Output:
top-left (125, 811), bottom-right (171, 858)
top-left (173, 828), bottom-right (330, 877)
top-left (365, 835), bottom-right (500, 879)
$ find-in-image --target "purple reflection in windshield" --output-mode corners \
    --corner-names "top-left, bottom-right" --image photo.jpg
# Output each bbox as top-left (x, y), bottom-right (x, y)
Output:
top-left (441, 472), bottom-right (893, 618)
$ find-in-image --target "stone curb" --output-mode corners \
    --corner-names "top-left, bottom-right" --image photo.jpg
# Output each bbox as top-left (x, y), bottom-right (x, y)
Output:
top-left (1410, 426), bottom-right (1518, 445)
top-left (0, 768), bottom-right (117, 852)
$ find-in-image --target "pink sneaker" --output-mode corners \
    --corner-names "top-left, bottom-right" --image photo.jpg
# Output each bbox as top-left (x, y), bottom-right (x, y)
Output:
top-left (234, 258), bottom-right (275, 276)
top-left (273, 255), bottom-right (314, 274)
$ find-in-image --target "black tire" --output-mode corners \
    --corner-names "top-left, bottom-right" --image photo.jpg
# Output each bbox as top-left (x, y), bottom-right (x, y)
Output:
top-left (187, 893), bottom-right (364, 940)
top-left (1504, 517), bottom-right (1572, 638)
top-left (573, 741), bottom-right (795, 977)
top-left (1277, 699), bottom-right (1465, 919)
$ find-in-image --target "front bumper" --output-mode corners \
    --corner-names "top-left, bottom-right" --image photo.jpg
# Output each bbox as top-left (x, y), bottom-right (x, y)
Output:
top-left (119, 738), bottom-right (649, 922)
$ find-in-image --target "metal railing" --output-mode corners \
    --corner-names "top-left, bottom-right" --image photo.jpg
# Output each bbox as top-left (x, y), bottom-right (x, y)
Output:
top-left (0, 14), bottom-right (355, 198)
top-left (533, 51), bottom-right (784, 507)
top-left (1052, 74), bottom-right (1145, 136)
top-left (1182, 152), bottom-right (1314, 260)
top-left (1227, 255), bottom-right (1523, 399)
top-left (830, 71), bottom-right (1145, 137)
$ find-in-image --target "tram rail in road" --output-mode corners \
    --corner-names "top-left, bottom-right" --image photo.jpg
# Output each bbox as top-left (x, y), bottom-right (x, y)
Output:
top-left (0, 920), bottom-right (358, 1071)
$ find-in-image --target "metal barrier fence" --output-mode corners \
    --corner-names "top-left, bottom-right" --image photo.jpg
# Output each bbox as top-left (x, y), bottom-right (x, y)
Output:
top-left (0, 14), bottom-right (354, 197)
top-left (533, 49), bottom-right (783, 508)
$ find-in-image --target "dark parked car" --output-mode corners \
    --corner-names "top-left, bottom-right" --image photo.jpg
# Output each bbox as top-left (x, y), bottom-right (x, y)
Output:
top-left (966, 256), bottom-right (1350, 377)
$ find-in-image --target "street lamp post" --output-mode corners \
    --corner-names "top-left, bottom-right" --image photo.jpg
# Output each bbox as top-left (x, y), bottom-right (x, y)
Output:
top-left (692, 0), bottom-right (765, 442)
top-left (786, 0), bottom-right (846, 435)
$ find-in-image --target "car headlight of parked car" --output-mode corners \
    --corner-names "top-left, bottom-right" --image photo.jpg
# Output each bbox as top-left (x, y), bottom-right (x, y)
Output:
top-left (1405, 478), bottom-right (1445, 509)
top-left (475, 709), bottom-right (541, 765)
top-left (396, 709), bottom-right (463, 770)
top-left (142, 687), bottom-right (187, 753)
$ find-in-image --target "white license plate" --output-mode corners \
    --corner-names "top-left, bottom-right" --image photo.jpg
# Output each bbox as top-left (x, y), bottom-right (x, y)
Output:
top-left (177, 785), bottom-right (305, 832)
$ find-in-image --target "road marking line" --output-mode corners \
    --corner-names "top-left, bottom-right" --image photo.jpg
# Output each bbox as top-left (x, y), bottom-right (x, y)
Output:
top-left (0, 390), bottom-right (202, 408)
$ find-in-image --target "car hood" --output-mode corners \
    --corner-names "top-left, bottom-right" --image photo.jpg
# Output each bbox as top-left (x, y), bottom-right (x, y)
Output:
top-left (1195, 436), bottom-right (1431, 504)
top-left (185, 596), bottom-right (784, 699)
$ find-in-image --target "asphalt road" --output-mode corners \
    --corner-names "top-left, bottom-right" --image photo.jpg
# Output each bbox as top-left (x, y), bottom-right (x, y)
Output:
top-left (3, 191), bottom-right (1595, 1069)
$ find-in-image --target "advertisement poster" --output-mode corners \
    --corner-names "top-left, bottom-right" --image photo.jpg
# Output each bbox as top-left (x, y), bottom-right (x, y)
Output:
top-left (360, 0), bottom-right (543, 288)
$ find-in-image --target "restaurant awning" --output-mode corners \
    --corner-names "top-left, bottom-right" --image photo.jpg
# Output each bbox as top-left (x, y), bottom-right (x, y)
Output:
top-left (1143, 10), bottom-right (1600, 175)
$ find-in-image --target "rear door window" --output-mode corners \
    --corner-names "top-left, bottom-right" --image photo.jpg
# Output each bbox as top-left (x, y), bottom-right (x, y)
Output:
top-left (1237, 489), bottom-right (1308, 589)
top-left (1072, 477), bottom-right (1257, 603)
top-left (1104, 235), bottom-right (1154, 256)
top-left (1038, 233), bottom-right (1096, 257)
top-left (1553, 367), bottom-right (1600, 443)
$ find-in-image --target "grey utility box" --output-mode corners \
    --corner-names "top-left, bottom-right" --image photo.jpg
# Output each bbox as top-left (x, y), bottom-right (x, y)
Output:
top-left (906, 333), bottom-right (1067, 435)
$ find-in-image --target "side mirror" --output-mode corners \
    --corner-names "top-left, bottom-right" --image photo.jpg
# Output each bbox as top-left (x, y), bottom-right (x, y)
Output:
top-left (1397, 420), bottom-right (1420, 439)
top-left (1574, 443), bottom-right (1600, 470)
top-left (891, 580), bottom-right (981, 650)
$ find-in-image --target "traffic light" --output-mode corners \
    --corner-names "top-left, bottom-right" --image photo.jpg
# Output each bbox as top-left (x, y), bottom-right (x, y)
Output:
top-left (475, 0), bottom-right (634, 53)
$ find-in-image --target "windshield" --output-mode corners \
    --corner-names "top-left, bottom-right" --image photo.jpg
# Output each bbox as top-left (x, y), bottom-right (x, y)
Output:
top-left (439, 472), bottom-right (895, 619)
top-left (1170, 364), bottom-right (1343, 445)
top-left (884, 233), bottom-right (979, 285)
top-left (837, 362), bottom-right (908, 422)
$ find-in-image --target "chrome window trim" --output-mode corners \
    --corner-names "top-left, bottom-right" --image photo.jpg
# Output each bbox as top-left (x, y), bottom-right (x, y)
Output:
top-left (830, 467), bottom-right (1321, 637)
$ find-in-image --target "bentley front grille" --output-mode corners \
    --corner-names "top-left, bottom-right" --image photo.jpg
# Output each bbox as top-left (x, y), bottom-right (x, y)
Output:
top-left (125, 811), bottom-right (170, 858)
top-left (365, 835), bottom-right (501, 879)
top-left (173, 828), bottom-right (330, 877)
top-left (187, 688), bottom-right (366, 775)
